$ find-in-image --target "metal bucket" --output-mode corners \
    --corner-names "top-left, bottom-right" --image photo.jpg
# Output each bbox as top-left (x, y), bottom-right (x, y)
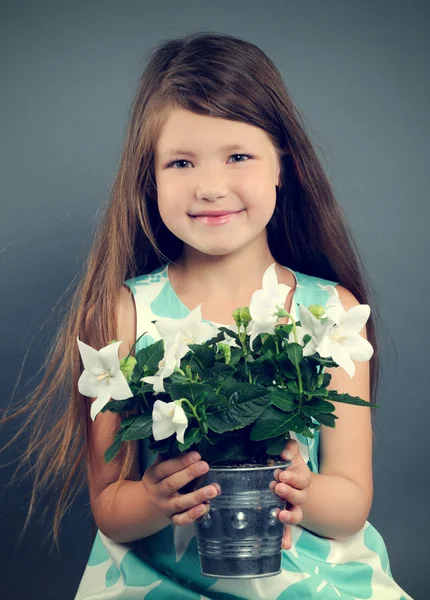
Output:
top-left (192, 460), bottom-right (291, 578)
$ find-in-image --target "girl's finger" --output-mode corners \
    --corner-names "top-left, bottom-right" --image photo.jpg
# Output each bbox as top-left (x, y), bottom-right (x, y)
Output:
top-left (282, 523), bottom-right (292, 550)
top-left (275, 482), bottom-right (307, 506)
top-left (279, 504), bottom-right (303, 526)
top-left (171, 502), bottom-right (211, 527)
top-left (147, 452), bottom-right (201, 485)
top-left (280, 439), bottom-right (300, 461)
top-left (278, 469), bottom-right (311, 490)
top-left (167, 484), bottom-right (218, 516)
top-left (158, 459), bottom-right (211, 498)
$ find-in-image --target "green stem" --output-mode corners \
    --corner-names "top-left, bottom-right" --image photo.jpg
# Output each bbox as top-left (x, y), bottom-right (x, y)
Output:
top-left (140, 392), bottom-right (150, 412)
top-left (179, 398), bottom-right (206, 436)
top-left (193, 355), bottom-right (205, 372)
top-left (239, 330), bottom-right (253, 384)
top-left (279, 312), bottom-right (303, 408)
top-left (125, 331), bottom-right (148, 361)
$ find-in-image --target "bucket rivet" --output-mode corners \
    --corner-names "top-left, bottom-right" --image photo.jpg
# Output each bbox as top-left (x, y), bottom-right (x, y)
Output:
top-left (231, 511), bottom-right (248, 529)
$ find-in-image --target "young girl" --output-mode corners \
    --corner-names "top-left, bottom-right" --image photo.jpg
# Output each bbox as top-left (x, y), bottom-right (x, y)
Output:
top-left (1, 32), bottom-right (413, 599)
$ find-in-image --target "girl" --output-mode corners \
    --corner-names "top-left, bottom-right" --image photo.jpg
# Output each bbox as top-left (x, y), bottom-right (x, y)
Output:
top-left (1, 32), bottom-right (412, 599)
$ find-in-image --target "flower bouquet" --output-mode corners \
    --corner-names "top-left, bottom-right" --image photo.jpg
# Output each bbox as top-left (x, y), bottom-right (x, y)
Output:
top-left (77, 264), bottom-right (375, 578)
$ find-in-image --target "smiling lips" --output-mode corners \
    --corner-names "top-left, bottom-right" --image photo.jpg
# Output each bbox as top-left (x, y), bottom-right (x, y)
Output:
top-left (190, 209), bottom-right (244, 226)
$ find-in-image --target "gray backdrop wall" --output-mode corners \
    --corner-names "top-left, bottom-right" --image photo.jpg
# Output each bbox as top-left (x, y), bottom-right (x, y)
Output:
top-left (1, 1), bottom-right (428, 598)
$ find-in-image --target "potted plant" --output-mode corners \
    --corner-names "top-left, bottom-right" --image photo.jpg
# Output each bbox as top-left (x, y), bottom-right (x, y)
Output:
top-left (77, 264), bottom-right (375, 579)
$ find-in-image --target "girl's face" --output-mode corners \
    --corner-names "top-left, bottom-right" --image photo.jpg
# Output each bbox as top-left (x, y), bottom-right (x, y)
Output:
top-left (154, 108), bottom-right (280, 258)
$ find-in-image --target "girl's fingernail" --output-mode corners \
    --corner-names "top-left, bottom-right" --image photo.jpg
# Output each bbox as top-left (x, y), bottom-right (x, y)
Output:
top-left (190, 452), bottom-right (201, 462)
top-left (283, 451), bottom-right (293, 460)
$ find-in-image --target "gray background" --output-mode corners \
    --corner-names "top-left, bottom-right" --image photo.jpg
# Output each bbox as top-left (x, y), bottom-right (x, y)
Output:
top-left (1, 1), bottom-right (428, 598)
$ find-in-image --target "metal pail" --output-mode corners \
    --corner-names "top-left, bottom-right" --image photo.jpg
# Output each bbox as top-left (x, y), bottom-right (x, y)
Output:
top-left (193, 460), bottom-right (291, 578)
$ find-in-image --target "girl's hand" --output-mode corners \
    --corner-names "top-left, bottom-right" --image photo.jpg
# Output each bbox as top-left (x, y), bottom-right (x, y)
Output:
top-left (271, 439), bottom-right (312, 550)
top-left (142, 451), bottom-right (220, 526)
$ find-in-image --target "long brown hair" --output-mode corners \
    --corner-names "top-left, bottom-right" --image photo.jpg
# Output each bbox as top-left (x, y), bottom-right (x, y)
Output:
top-left (0, 31), bottom-right (384, 552)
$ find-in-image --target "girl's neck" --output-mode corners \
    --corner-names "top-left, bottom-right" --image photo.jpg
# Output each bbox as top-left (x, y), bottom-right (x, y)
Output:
top-left (168, 246), bottom-right (281, 301)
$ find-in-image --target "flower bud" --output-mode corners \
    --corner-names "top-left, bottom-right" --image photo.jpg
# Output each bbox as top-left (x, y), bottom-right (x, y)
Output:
top-left (276, 308), bottom-right (288, 318)
top-left (120, 355), bottom-right (137, 380)
top-left (232, 307), bottom-right (242, 325)
top-left (239, 307), bottom-right (252, 326)
top-left (309, 305), bottom-right (325, 319)
top-left (218, 343), bottom-right (231, 365)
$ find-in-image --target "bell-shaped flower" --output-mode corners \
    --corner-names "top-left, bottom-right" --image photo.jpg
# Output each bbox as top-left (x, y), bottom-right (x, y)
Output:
top-left (76, 337), bottom-right (133, 421)
top-left (152, 399), bottom-right (189, 444)
top-left (317, 283), bottom-right (345, 325)
top-left (220, 331), bottom-right (240, 348)
top-left (289, 304), bottom-right (332, 356)
top-left (154, 305), bottom-right (218, 356)
top-left (248, 263), bottom-right (292, 350)
top-left (141, 333), bottom-right (189, 394)
top-left (315, 304), bottom-right (374, 378)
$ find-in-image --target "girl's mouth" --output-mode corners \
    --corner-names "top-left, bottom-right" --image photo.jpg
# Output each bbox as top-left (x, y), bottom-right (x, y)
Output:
top-left (190, 210), bottom-right (244, 226)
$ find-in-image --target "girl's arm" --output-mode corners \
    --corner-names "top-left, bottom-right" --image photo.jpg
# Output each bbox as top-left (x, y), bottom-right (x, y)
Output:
top-left (275, 285), bottom-right (373, 541)
top-left (87, 285), bottom-right (171, 542)
top-left (299, 285), bottom-right (373, 539)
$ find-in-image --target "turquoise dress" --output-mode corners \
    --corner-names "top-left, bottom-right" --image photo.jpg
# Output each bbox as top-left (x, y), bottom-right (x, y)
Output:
top-left (74, 262), bottom-right (412, 599)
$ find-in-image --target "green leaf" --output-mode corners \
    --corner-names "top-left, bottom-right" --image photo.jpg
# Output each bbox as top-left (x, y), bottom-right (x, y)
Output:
top-left (286, 380), bottom-right (300, 394)
top-left (307, 354), bottom-right (339, 368)
top-left (269, 388), bottom-right (297, 412)
top-left (250, 406), bottom-right (298, 441)
top-left (322, 372), bottom-right (332, 388)
top-left (327, 391), bottom-right (379, 408)
top-left (286, 343), bottom-right (303, 368)
top-left (122, 414), bottom-right (153, 440)
top-left (101, 397), bottom-right (137, 413)
top-left (168, 371), bottom-right (190, 384)
top-left (104, 429), bottom-right (123, 463)
top-left (300, 360), bottom-right (315, 390)
top-left (135, 339), bottom-right (164, 374)
top-left (249, 349), bottom-right (273, 366)
top-left (217, 326), bottom-right (241, 342)
top-left (266, 434), bottom-right (289, 456)
top-left (302, 334), bottom-right (312, 347)
top-left (203, 362), bottom-right (236, 387)
top-left (300, 427), bottom-right (316, 438)
top-left (188, 344), bottom-right (215, 370)
top-left (304, 387), bottom-right (329, 399)
top-left (275, 324), bottom-right (294, 340)
top-left (178, 427), bottom-right (203, 452)
top-left (261, 335), bottom-right (277, 354)
top-left (148, 435), bottom-right (176, 455)
top-left (314, 412), bottom-right (338, 427)
top-left (301, 399), bottom-right (336, 417)
top-left (207, 386), bottom-right (270, 434)
top-left (168, 383), bottom-right (217, 407)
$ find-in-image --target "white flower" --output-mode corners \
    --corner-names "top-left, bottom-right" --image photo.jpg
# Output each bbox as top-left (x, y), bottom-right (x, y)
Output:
top-left (248, 263), bottom-right (292, 350)
top-left (152, 399), bottom-right (189, 444)
top-left (317, 283), bottom-right (345, 325)
top-left (315, 304), bottom-right (374, 378)
top-left (219, 331), bottom-right (240, 348)
top-left (289, 303), bottom-right (331, 356)
top-left (76, 337), bottom-right (133, 421)
top-left (141, 333), bottom-right (188, 393)
top-left (154, 305), bottom-right (217, 352)
top-left (142, 305), bottom-right (219, 394)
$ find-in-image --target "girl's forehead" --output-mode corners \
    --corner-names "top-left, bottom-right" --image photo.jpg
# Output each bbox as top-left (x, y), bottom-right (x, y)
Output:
top-left (156, 109), bottom-right (274, 154)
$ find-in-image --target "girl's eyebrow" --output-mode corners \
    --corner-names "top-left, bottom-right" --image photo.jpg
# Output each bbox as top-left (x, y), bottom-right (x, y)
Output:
top-left (160, 144), bottom-right (246, 158)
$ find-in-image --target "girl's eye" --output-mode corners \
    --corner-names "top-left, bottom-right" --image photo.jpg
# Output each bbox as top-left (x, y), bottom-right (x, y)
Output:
top-left (166, 154), bottom-right (253, 169)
